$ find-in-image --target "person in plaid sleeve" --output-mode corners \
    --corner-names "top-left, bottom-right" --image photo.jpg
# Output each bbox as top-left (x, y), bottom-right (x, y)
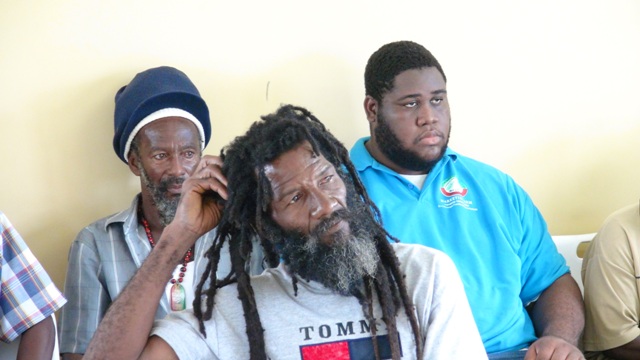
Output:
top-left (0, 211), bottom-right (66, 359)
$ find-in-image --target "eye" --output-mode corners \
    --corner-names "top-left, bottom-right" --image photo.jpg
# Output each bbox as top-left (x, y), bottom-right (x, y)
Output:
top-left (404, 100), bottom-right (418, 108)
top-left (153, 153), bottom-right (167, 160)
top-left (184, 150), bottom-right (195, 159)
top-left (431, 97), bottom-right (443, 105)
top-left (289, 193), bottom-right (302, 204)
top-left (319, 175), bottom-right (333, 185)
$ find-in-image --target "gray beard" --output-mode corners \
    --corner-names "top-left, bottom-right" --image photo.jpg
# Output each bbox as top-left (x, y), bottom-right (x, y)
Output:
top-left (139, 166), bottom-right (183, 227)
top-left (301, 230), bottom-right (379, 295)
top-left (277, 209), bottom-right (380, 296)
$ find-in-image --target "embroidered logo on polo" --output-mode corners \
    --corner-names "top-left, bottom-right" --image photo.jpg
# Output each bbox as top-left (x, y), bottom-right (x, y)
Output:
top-left (300, 334), bottom-right (398, 360)
top-left (438, 176), bottom-right (477, 211)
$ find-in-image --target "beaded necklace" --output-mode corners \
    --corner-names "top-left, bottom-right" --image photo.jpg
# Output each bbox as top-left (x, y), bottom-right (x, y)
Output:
top-left (138, 207), bottom-right (193, 311)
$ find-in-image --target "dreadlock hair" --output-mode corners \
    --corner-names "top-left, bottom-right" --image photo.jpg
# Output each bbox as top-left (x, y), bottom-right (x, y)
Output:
top-left (365, 40), bottom-right (447, 102)
top-left (193, 104), bottom-right (423, 360)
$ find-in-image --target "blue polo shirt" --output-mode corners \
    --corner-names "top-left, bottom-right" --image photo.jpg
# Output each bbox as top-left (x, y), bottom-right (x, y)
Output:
top-left (350, 137), bottom-right (568, 353)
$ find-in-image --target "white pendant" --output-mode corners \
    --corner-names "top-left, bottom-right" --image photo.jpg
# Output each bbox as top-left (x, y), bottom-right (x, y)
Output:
top-left (170, 283), bottom-right (186, 311)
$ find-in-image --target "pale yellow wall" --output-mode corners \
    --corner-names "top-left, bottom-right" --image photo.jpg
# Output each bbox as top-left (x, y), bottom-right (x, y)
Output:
top-left (1, 0), bottom-right (638, 290)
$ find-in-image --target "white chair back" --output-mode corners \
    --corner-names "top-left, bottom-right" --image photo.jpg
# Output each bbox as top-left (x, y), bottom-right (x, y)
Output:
top-left (552, 233), bottom-right (595, 294)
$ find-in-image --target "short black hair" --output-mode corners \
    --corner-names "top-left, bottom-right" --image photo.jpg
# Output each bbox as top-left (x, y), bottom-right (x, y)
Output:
top-left (365, 40), bottom-right (447, 102)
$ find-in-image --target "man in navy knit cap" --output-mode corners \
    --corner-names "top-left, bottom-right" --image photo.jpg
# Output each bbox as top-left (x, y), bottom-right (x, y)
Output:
top-left (59, 67), bottom-right (262, 360)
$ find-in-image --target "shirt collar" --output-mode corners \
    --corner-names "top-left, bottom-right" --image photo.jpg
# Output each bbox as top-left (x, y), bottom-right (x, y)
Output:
top-left (103, 194), bottom-right (141, 231)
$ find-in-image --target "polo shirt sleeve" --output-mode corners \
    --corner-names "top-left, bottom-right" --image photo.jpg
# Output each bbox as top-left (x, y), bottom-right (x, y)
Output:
top-left (511, 181), bottom-right (569, 305)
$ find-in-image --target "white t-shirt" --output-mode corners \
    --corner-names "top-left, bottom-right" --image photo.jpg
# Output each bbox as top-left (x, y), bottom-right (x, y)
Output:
top-left (400, 174), bottom-right (428, 190)
top-left (152, 243), bottom-right (486, 359)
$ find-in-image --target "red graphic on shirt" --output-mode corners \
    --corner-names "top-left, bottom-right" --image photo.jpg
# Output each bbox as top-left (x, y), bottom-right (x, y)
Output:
top-left (301, 341), bottom-right (350, 360)
top-left (299, 334), bottom-right (395, 360)
top-left (440, 176), bottom-right (468, 197)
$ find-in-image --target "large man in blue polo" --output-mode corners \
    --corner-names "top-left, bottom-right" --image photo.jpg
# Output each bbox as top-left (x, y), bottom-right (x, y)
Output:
top-left (350, 41), bottom-right (585, 360)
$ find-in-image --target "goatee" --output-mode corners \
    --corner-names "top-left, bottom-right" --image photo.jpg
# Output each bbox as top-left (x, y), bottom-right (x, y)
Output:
top-left (139, 166), bottom-right (185, 226)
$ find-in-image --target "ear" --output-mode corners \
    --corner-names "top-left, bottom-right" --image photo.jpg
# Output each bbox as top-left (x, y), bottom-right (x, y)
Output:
top-left (363, 96), bottom-right (379, 125)
top-left (127, 152), bottom-right (142, 176)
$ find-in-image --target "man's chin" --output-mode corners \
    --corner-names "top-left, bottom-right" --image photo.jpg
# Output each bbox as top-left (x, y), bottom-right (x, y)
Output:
top-left (157, 193), bottom-right (181, 206)
top-left (420, 145), bottom-right (447, 162)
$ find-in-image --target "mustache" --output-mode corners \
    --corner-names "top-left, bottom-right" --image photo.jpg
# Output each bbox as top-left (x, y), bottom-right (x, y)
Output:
top-left (310, 209), bottom-right (350, 238)
top-left (158, 176), bottom-right (186, 191)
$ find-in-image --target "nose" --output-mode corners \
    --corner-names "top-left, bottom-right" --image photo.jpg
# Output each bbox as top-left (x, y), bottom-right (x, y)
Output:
top-left (416, 105), bottom-right (437, 127)
top-left (309, 188), bottom-right (338, 220)
top-left (167, 155), bottom-right (188, 177)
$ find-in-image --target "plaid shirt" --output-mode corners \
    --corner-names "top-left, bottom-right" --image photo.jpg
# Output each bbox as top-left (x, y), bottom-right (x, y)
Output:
top-left (0, 212), bottom-right (66, 342)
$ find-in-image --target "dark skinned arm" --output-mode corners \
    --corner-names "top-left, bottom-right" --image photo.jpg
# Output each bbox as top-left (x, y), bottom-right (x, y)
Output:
top-left (602, 337), bottom-right (640, 360)
top-left (84, 156), bottom-right (227, 360)
top-left (17, 315), bottom-right (56, 360)
top-left (85, 225), bottom-right (191, 360)
top-left (524, 273), bottom-right (585, 360)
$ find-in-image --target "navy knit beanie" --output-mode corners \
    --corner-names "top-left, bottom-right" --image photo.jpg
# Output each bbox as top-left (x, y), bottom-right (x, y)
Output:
top-left (113, 66), bottom-right (211, 163)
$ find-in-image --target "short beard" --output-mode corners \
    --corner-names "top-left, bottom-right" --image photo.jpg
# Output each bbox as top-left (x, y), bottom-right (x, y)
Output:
top-left (139, 166), bottom-right (185, 227)
top-left (269, 185), bottom-right (381, 297)
top-left (375, 111), bottom-right (449, 173)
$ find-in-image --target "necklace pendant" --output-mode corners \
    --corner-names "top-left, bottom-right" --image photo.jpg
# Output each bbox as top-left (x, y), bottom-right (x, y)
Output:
top-left (170, 283), bottom-right (187, 311)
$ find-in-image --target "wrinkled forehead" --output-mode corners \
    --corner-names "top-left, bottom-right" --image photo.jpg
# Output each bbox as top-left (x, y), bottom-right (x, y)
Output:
top-left (262, 142), bottom-right (325, 192)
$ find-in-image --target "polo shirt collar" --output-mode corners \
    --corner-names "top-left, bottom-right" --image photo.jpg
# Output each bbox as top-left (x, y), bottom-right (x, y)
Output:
top-left (351, 136), bottom-right (458, 175)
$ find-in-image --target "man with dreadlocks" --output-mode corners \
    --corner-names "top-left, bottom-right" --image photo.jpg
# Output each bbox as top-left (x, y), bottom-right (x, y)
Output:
top-left (84, 104), bottom-right (486, 360)
top-left (350, 40), bottom-right (585, 359)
